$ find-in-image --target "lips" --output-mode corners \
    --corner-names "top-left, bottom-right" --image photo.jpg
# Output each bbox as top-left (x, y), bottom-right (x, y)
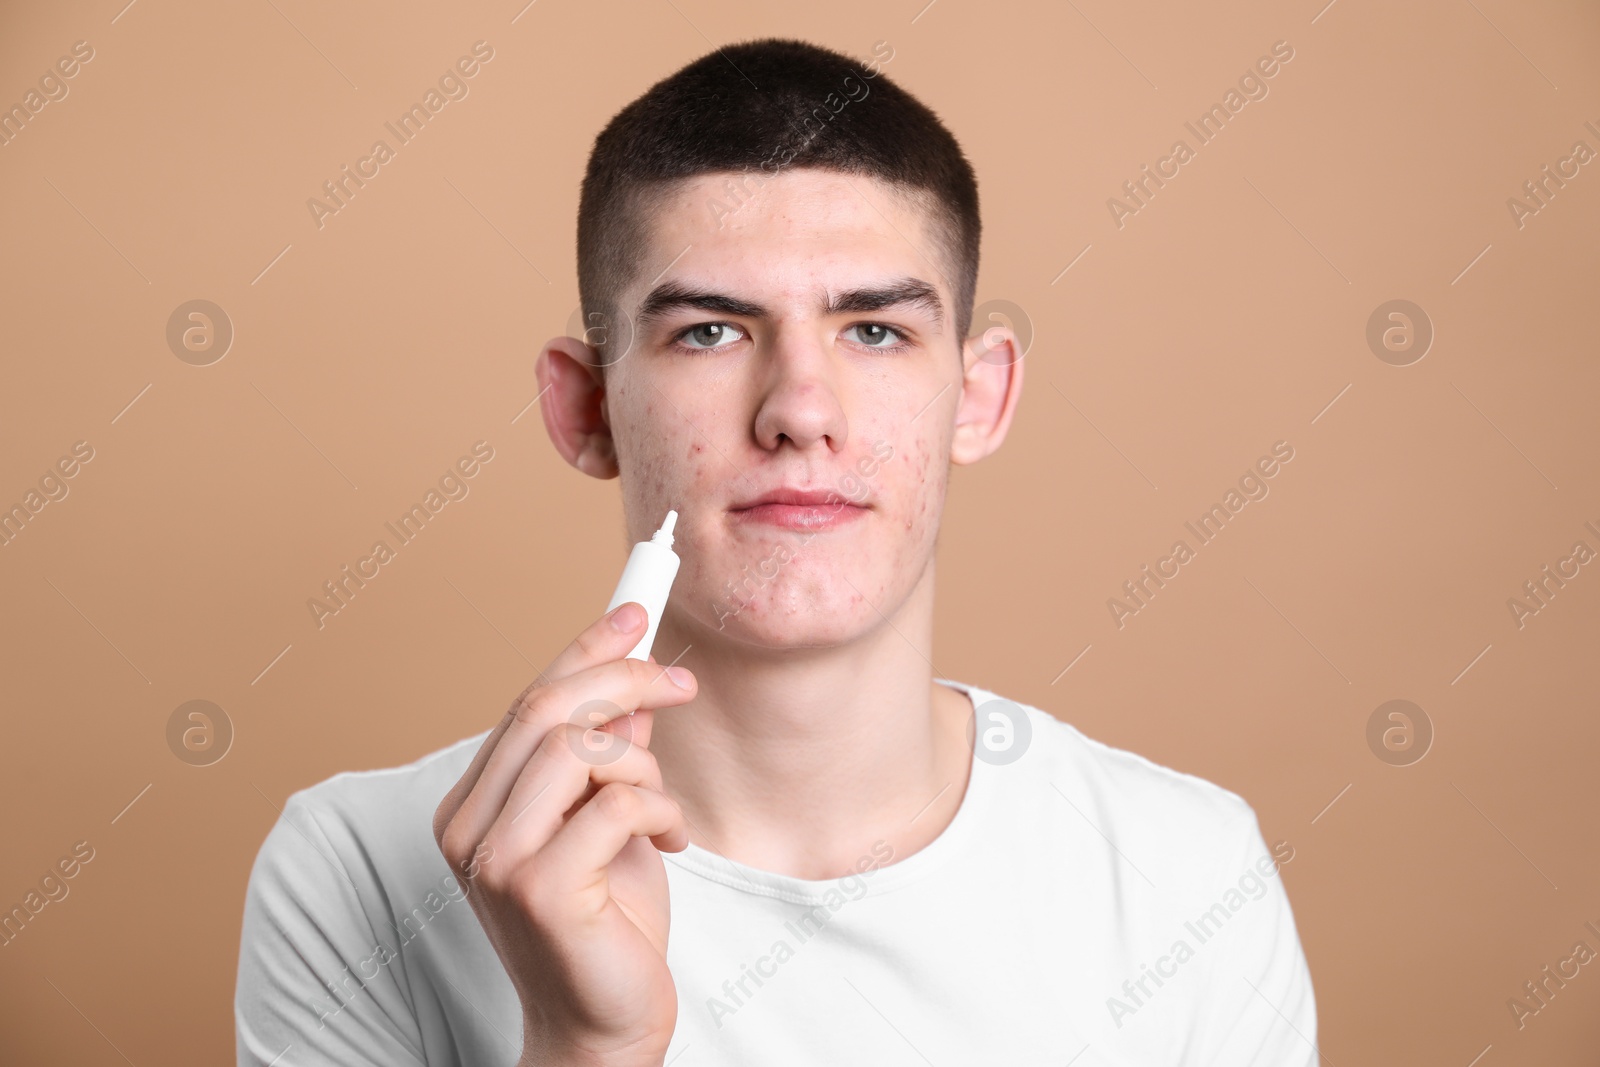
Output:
top-left (728, 486), bottom-right (869, 532)
top-left (731, 487), bottom-right (863, 510)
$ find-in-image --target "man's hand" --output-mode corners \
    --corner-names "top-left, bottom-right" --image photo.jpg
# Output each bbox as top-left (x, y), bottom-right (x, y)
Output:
top-left (432, 601), bottom-right (697, 1067)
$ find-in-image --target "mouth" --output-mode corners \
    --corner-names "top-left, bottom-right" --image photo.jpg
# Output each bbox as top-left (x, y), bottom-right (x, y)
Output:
top-left (728, 487), bottom-right (870, 532)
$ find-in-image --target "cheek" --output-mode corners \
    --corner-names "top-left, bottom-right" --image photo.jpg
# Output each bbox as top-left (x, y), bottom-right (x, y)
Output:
top-left (910, 425), bottom-right (956, 529)
top-left (870, 421), bottom-right (944, 534)
top-left (911, 438), bottom-right (933, 529)
top-left (625, 400), bottom-right (722, 501)
top-left (616, 369), bottom-right (735, 533)
top-left (681, 439), bottom-right (720, 490)
top-left (620, 400), bottom-right (673, 496)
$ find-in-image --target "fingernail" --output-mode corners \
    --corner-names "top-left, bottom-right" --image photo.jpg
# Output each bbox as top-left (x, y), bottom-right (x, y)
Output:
top-left (666, 665), bottom-right (694, 689)
top-left (611, 603), bottom-right (644, 631)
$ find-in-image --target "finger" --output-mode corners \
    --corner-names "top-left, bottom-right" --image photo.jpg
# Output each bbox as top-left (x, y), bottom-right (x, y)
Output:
top-left (443, 657), bottom-right (695, 863)
top-left (479, 721), bottom-right (671, 865)
top-left (434, 724), bottom-right (512, 856)
top-left (542, 600), bottom-right (660, 687)
top-left (433, 601), bottom-right (651, 841)
top-left (534, 783), bottom-right (689, 897)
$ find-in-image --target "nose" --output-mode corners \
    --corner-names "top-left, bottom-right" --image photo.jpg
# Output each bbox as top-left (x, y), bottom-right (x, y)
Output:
top-left (751, 325), bottom-right (849, 453)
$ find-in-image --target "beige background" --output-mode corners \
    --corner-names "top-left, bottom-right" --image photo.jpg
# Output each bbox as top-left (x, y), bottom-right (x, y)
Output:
top-left (2, 0), bottom-right (1598, 1063)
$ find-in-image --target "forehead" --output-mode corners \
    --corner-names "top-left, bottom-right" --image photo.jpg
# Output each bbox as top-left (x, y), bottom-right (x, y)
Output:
top-left (626, 168), bottom-right (952, 309)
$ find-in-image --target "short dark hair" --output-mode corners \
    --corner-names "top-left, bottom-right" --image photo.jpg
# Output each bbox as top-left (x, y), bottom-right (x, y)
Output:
top-left (575, 36), bottom-right (981, 370)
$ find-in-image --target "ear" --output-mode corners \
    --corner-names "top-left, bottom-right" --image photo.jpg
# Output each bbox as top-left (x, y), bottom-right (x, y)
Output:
top-left (950, 325), bottom-right (1024, 465)
top-left (535, 335), bottom-right (619, 480)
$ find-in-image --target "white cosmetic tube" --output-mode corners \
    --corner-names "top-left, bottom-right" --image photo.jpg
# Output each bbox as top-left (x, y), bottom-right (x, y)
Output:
top-left (604, 509), bottom-right (681, 662)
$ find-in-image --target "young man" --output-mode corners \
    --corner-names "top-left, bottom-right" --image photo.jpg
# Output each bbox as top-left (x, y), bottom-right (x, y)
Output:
top-left (236, 37), bottom-right (1318, 1066)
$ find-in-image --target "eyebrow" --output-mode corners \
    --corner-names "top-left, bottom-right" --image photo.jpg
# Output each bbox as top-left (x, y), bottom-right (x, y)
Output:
top-left (633, 275), bottom-right (945, 332)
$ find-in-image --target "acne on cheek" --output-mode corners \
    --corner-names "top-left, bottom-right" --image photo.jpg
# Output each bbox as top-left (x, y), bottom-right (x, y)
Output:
top-left (631, 437), bottom-right (712, 538)
top-left (906, 437), bottom-right (948, 534)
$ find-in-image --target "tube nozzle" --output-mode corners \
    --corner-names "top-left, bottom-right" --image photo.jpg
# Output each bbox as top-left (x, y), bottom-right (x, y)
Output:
top-left (651, 508), bottom-right (678, 547)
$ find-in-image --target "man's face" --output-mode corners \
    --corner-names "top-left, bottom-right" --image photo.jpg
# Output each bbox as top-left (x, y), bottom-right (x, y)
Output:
top-left (596, 168), bottom-right (972, 651)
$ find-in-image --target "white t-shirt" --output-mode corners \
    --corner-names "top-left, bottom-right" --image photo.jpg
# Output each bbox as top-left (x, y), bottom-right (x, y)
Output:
top-left (235, 678), bottom-right (1318, 1066)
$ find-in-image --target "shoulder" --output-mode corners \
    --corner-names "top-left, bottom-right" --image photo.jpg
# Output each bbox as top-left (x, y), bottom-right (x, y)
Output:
top-left (955, 680), bottom-right (1267, 874)
top-left (236, 731), bottom-right (494, 1057)
top-left (282, 729), bottom-right (490, 831)
top-left (245, 729), bottom-right (491, 900)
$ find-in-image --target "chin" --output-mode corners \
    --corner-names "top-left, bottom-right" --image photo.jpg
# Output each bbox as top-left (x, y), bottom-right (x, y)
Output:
top-left (701, 582), bottom-right (879, 648)
top-left (714, 616), bottom-right (866, 651)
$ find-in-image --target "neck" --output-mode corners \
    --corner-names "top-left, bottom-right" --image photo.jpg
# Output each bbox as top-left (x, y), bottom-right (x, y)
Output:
top-left (647, 563), bottom-right (975, 881)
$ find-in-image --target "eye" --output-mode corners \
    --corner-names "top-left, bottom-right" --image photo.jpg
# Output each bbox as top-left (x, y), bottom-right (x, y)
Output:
top-left (844, 323), bottom-right (911, 351)
top-left (671, 322), bottom-right (747, 352)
